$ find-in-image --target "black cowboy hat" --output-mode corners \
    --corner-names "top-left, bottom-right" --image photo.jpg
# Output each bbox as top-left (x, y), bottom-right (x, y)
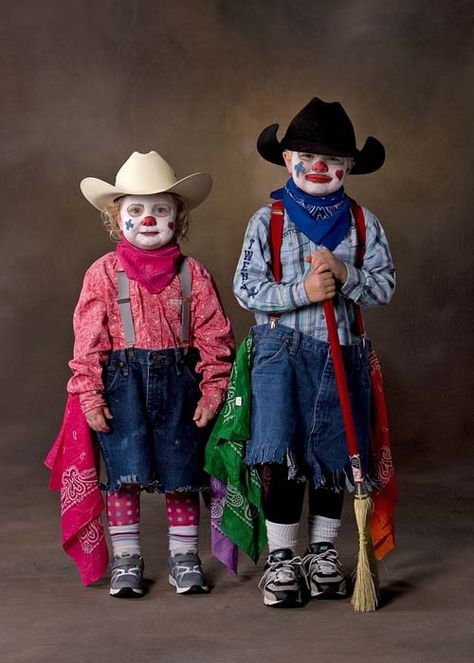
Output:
top-left (257, 97), bottom-right (385, 175)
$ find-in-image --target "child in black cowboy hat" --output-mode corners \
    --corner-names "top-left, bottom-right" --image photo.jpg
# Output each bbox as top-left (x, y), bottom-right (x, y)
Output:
top-left (233, 98), bottom-right (395, 608)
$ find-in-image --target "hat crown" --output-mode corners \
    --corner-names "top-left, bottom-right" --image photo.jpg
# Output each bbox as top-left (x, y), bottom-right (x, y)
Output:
top-left (256, 96), bottom-right (385, 174)
top-left (115, 151), bottom-right (177, 193)
top-left (282, 97), bottom-right (357, 154)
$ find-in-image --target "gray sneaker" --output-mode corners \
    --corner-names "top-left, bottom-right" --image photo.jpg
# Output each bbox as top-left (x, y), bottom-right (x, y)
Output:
top-left (168, 552), bottom-right (210, 594)
top-left (301, 542), bottom-right (348, 599)
top-left (110, 553), bottom-right (144, 598)
top-left (258, 548), bottom-right (305, 608)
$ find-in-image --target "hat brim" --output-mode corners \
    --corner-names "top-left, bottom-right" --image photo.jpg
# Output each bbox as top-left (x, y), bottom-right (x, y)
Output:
top-left (257, 124), bottom-right (385, 175)
top-left (80, 172), bottom-right (212, 211)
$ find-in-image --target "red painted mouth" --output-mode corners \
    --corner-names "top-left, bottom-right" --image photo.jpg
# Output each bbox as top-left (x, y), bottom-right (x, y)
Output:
top-left (305, 174), bottom-right (332, 183)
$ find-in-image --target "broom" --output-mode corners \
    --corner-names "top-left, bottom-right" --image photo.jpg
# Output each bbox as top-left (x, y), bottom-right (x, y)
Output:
top-left (323, 299), bottom-right (379, 612)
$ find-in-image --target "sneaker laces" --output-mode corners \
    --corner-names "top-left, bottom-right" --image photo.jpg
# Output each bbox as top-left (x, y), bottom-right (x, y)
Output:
top-left (301, 548), bottom-right (340, 582)
top-left (258, 557), bottom-right (302, 590)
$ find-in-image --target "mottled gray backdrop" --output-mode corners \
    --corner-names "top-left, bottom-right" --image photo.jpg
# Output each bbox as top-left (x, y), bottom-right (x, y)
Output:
top-left (2, 0), bottom-right (473, 471)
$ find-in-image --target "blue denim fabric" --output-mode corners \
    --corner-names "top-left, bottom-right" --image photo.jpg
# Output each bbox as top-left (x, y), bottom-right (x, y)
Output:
top-left (96, 347), bottom-right (208, 493)
top-left (246, 324), bottom-right (372, 489)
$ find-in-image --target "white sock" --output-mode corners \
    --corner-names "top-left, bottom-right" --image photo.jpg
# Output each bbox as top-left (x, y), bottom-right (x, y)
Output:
top-left (308, 515), bottom-right (341, 545)
top-left (265, 520), bottom-right (299, 554)
top-left (109, 523), bottom-right (141, 558)
top-left (168, 524), bottom-right (199, 555)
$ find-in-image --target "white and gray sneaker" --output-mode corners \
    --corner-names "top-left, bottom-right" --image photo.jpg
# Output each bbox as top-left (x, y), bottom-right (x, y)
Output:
top-left (301, 542), bottom-right (348, 599)
top-left (168, 552), bottom-right (210, 595)
top-left (258, 548), bottom-right (305, 608)
top-left (110, 553), bottom-right (144, 598)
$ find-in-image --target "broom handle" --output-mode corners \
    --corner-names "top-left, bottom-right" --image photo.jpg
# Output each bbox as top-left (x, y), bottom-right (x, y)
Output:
top-left (323, 299), bottom-right (364, 481)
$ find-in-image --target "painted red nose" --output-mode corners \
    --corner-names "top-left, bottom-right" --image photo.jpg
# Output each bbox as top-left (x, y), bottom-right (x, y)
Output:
top-left (312, 160), bottom-right (328, 173)
top-left (142, 216), bottom-right (157, 226)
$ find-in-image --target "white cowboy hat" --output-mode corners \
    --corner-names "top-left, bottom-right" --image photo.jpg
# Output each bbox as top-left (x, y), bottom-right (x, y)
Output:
top-left (80, 151), bottom-right (212, 211)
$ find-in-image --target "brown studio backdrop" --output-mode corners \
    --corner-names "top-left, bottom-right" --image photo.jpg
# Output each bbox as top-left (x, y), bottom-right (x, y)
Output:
top-left (1, 0), bottom-right (473, 471)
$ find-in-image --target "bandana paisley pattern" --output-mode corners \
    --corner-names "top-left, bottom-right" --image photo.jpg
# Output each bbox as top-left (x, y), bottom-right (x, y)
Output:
top-left (270, 179), bottom-right (351, 250)
top-left (61, 465), bottom-right (98, 514)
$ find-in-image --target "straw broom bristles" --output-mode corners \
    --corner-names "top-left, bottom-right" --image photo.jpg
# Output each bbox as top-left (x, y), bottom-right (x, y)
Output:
top-left (351, 492), bottom-right (379, 612)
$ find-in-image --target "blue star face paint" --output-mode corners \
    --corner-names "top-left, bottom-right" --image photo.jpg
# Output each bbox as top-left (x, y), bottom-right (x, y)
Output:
top-left (284, 151), bottom-right (353, 196)
top-left (126, 219), bottom-right (134, 231)
top-left (294, 161), bottom-right (305, 176)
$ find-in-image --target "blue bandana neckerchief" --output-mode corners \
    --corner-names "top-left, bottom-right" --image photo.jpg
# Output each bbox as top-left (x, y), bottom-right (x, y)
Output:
top-left (270, 178), bottom-right (351, 250)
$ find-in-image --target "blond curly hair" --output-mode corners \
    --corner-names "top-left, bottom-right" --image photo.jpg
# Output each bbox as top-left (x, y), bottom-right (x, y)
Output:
top-left (101, 193), bottom-right (189, 242)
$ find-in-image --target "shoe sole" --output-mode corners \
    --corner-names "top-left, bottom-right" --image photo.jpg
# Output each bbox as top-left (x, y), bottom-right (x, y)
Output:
top-left (263, 592), bottom-right (305, 608)
top-left (110, 587), bottom-right (144, 598)
top-left (168, 576), bottom-right (210, 595)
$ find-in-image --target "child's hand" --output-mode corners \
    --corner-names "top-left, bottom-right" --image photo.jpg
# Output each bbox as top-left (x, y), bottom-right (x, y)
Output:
top-left (305, 249), bottom-right (348, 283)
top-left (304, 269), bottom-right (336, 302)
top-left (85, 406), bottom-right (113, 433)
top-left (193, 404), bottom-right (215, 428)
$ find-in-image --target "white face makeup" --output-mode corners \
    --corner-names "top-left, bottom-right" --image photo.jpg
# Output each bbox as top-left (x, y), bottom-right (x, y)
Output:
top-left (118, 194), bottom-right (177, 250)
top-left (283, 151), bottom-right (353, 196)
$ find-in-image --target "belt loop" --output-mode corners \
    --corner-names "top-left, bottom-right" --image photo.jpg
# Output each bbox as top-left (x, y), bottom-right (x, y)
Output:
top-left (126, 347), bottom-right (135, 360)
top-left (289, 330), bottom-right (300, 355)
top-left (174, 347), bottom-right (184, 375)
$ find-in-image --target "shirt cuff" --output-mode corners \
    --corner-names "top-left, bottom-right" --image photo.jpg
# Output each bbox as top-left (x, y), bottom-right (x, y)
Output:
top-left (293, 280), bottom-right (311, 307)
top-left (79, 391), bottom-right (107, 414)
top-left (198, 389), bottom-right (226, 413)
top-left (340, 262), bottom-right (364, 301)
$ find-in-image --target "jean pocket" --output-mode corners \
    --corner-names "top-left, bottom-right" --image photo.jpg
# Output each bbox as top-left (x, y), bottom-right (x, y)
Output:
top-left (183, 363), bottom-right (201, 386)
top-left (105, 362), bottom-right (126, 393)
top-left (253, 339), bottom-right (288, 372)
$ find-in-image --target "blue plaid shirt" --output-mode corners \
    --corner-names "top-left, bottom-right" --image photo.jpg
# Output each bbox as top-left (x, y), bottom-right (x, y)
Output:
top-left (233, 204), bottom-right (396, 344)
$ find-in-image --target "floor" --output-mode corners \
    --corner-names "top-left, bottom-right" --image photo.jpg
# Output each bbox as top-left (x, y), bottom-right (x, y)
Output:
top-left (2, 447), bottom-right (473, 663)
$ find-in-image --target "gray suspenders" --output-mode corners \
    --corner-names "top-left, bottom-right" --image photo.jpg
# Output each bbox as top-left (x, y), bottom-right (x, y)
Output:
top-left (117, 259), bottom-right (191, 348)
top-left (178, 259), bottom-right (191, 347)
top-left (117, 271), bottom-right (137, 346)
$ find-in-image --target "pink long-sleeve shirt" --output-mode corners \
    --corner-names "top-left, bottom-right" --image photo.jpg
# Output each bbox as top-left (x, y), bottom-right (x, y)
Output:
top-left (67, 252), bottom-right (235, 414)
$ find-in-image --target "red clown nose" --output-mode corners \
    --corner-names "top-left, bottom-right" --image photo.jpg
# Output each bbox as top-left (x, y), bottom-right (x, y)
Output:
top-left (312, 160), bottom-right (329, 172)
top-left (142, 216), bottom-right (157, 226)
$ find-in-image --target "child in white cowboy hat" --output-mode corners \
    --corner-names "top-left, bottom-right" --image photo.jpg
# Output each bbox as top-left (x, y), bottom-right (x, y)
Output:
top-left (68, 150), bottom-right (234, 597)
top-left (234, 97), bottom-right (396, 608)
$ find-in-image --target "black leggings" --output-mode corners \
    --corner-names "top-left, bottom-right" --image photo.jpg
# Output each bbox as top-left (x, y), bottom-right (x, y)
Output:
top-left (260, 463), bottom-right (344, 524)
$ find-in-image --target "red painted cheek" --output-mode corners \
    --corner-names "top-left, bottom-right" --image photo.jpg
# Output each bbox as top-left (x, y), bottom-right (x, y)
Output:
top-left (168, 222), bottom-right (175, 230)
top-left (335, 169), bottom-right (344, 180)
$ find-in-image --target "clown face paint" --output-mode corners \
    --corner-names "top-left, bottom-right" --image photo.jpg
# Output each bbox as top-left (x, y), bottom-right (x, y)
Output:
top-left (283, 151), bottom-right (353, 196)
top-left (118, 194), bottom-right (177, 250)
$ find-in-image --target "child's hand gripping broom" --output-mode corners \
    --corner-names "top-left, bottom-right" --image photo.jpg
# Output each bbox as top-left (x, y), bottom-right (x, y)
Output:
top-left (323, 299), bottom-right (379, 612)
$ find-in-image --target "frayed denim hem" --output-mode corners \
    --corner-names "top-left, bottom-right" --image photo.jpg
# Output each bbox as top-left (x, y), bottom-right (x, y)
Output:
top-left (100, 477), bottom-right (210, 494)
top-left (244, 452), bottom-right (376, 493)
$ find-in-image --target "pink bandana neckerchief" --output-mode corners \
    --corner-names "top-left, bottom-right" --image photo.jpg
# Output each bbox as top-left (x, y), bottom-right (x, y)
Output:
top-left (44, 394), bottom-right (108, 585)
top-left (115, 238), bottom-right (182, 293)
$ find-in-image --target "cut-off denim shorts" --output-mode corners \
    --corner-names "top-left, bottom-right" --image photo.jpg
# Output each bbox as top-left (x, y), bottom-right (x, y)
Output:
top-left (96, 347), bottom-right (209, 493)
top-left (246, 323), bottom-right (372, 490)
